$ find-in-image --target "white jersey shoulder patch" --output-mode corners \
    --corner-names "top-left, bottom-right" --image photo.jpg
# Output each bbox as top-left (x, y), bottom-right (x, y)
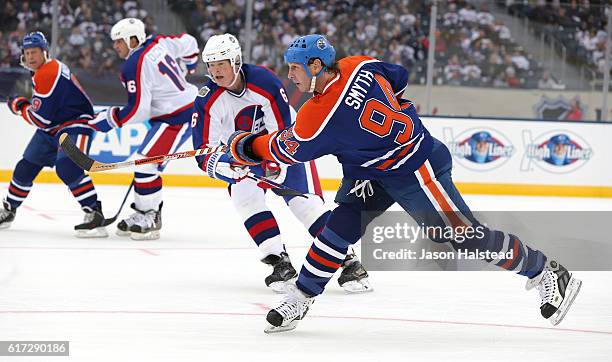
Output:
top-left (198, 86), bottom-right (210, 97)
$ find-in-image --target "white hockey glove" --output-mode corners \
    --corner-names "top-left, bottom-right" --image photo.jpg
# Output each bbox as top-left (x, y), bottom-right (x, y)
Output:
top-left (204, 152), bottom-right (249, 184)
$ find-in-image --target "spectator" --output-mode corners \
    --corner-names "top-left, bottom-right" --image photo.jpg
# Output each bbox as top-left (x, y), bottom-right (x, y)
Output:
top-left (538, 70), bottom-right (564, 90)
top-left (505, 66), bottom-right (522, 88)
top-left (565, 98), bottom-right (584, 121)
top-left (444, 54), bottom-right (462, 86)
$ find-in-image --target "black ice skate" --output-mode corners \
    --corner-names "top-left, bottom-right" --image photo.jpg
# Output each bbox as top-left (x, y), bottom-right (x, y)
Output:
top-left (261, 252), bottom-right (297, 293)
top-left (526, 260), bottom-right (582, 326)
top-left (265, 282), bottom-right (314, 333)
top-left (0, 199), bottom-right (16, 230)
top-left (75, 201), bottom-right (108, 238)
top-left (126, 202), bottom-right (163, 240)
top-left (338, 249), bottom-right (373, 293)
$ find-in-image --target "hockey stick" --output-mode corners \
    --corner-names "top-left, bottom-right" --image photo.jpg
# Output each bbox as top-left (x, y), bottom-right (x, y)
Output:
top-left (74, 181), bottom-right (133, 230)
top-left (60, 133), bottom-right (307, 198)
top-left (59, 133), bottom-right (226, 172)
top-left (245, 172), bottom-right (306, 198)
top-left (100, 181), bottom-right (134, 226)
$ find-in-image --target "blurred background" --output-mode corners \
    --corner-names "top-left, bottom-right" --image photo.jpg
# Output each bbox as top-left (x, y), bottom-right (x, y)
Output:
top-left (1, 0), bottom-right (611, 121)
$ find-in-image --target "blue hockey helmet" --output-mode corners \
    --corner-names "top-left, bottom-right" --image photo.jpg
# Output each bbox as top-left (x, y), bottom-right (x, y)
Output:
top-left (284, 34), bottom-right (335, 78)
top-left (20, 32), bottom-right (49, 70)
top-left (22, 31), bottom-right (48, 51)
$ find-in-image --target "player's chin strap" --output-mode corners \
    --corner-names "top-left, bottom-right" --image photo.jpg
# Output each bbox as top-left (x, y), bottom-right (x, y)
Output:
top-left (19, 51), bottom-right (49, 71)
top-left (228, 64), bottom-right (242, 89)
top-left (303, 64), bottom-right (326, 93)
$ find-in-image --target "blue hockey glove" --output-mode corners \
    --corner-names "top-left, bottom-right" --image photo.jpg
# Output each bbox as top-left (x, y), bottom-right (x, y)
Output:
top-left (204, 152), bottom-right (249, 184)
top-left (89, 107), bottom-right (119, 132)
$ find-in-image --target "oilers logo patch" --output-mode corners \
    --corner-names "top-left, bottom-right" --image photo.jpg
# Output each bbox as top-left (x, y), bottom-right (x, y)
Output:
top-left (316, 38), bottom-right (327, 50)
top-left (198, 86), bottom-right (210, 97)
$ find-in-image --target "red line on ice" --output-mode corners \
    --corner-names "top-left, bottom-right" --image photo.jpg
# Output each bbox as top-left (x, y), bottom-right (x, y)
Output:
top-left (139, 248), bottom-right (159, 256)
top-left (20, 205), bottom-right (56, 220)
top-left (0, 310), bottom-right (610, 336)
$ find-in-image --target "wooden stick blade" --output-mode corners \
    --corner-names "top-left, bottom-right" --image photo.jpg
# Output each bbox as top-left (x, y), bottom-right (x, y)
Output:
top-left (59, 133), bottom-right (95, 171)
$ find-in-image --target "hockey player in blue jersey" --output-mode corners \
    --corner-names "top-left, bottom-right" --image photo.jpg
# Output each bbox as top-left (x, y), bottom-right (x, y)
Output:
top-left (192, 33), bottom-right (371, 293)
top-left (89, 18), bottom-right (199, 240)
top-left (227, 35), bottom-right (582, 332)
top-left (0, 31), bottom-right (108, 237)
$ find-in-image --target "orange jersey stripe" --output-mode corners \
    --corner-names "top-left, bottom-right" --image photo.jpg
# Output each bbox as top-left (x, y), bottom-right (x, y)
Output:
top-left (417, 164), bottom-right (467, 228)
top-left (376, 143), bottom-right (415, 170)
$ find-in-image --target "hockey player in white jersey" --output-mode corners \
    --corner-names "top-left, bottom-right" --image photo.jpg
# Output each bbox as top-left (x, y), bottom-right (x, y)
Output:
top-left (192, 33), bottom-right (371, 293)
top-left (90, 18), bottom-right (199, 240)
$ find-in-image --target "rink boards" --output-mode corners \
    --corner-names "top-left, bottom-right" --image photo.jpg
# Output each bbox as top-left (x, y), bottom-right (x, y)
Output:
top-left (1, 104), bottom-right (611, 197)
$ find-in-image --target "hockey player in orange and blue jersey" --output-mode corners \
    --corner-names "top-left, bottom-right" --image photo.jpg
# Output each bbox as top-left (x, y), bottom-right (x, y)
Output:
top-left (1, 31), bottom-right (108, 238)
top-left (227, 35), bottom-right (582, 332)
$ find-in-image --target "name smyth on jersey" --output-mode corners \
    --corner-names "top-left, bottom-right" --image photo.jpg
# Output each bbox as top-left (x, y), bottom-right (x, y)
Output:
top-left (344, 70), bottom-right (374, 110)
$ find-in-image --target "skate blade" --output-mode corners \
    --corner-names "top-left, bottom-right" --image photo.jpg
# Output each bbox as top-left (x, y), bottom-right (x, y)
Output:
top-left (264, 320), bottom-right (298, 334)
top-left (550, 277), bottom-right (582, 326)
top-left (269, 276), bottom-right (298, 294)
top-left (0, 222), bottom-right (13, 230)
top-left (116, 229), bottom-right (131, 237)
top-left (130, 230), bottom-right (160, 241)
top-left (341, 279), bottom-right (374, 294)
top-left (75, 227), bottom-right (108, 238)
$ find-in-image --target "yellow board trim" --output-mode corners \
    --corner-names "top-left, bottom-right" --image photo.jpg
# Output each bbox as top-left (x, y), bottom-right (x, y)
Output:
top-left (1, 170), bottom-right (611, 198)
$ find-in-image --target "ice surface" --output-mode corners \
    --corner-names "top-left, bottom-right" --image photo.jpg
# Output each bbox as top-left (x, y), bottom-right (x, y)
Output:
top-left (1, 184), bottom-right (611, 361)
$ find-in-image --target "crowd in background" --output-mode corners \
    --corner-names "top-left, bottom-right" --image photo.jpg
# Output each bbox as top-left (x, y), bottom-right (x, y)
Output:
top-left (0, 0), bottom-right (153, 75)
top-left (2, 0), bottom-right (600, 90)
top-left (170, 0), bottom-right (552, 89)
top-left (503, 0), bottom-right (609, 76)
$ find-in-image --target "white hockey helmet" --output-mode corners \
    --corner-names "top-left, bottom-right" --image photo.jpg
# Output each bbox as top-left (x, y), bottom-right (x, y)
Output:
top-left (111, 18), bottom-right (146, 51)
top-left (202, 34), bottom-right (242, 86)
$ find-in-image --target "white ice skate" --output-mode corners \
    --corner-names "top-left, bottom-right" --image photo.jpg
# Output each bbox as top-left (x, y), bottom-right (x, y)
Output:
top-left (526, 260), bottom-right (582, 326)
top-left (264, 282), bottom-right (314, 333)
top-left (129, 203), bottom-right (162, 241)
top-left (0, 200), bottom-right (16, 230)
top-left (338, 250), bottom-right (373, 293)
top-left (117, 203), bottom-right (162, 240)
top-left (116, 203), bottom-right (140, 237)
top-left (75, 201), bottom-right (108, 238)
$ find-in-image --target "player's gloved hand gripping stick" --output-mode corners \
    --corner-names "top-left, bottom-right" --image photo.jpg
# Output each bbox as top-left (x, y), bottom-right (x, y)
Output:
top-left (58, 133), bottom-right (306, 198)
